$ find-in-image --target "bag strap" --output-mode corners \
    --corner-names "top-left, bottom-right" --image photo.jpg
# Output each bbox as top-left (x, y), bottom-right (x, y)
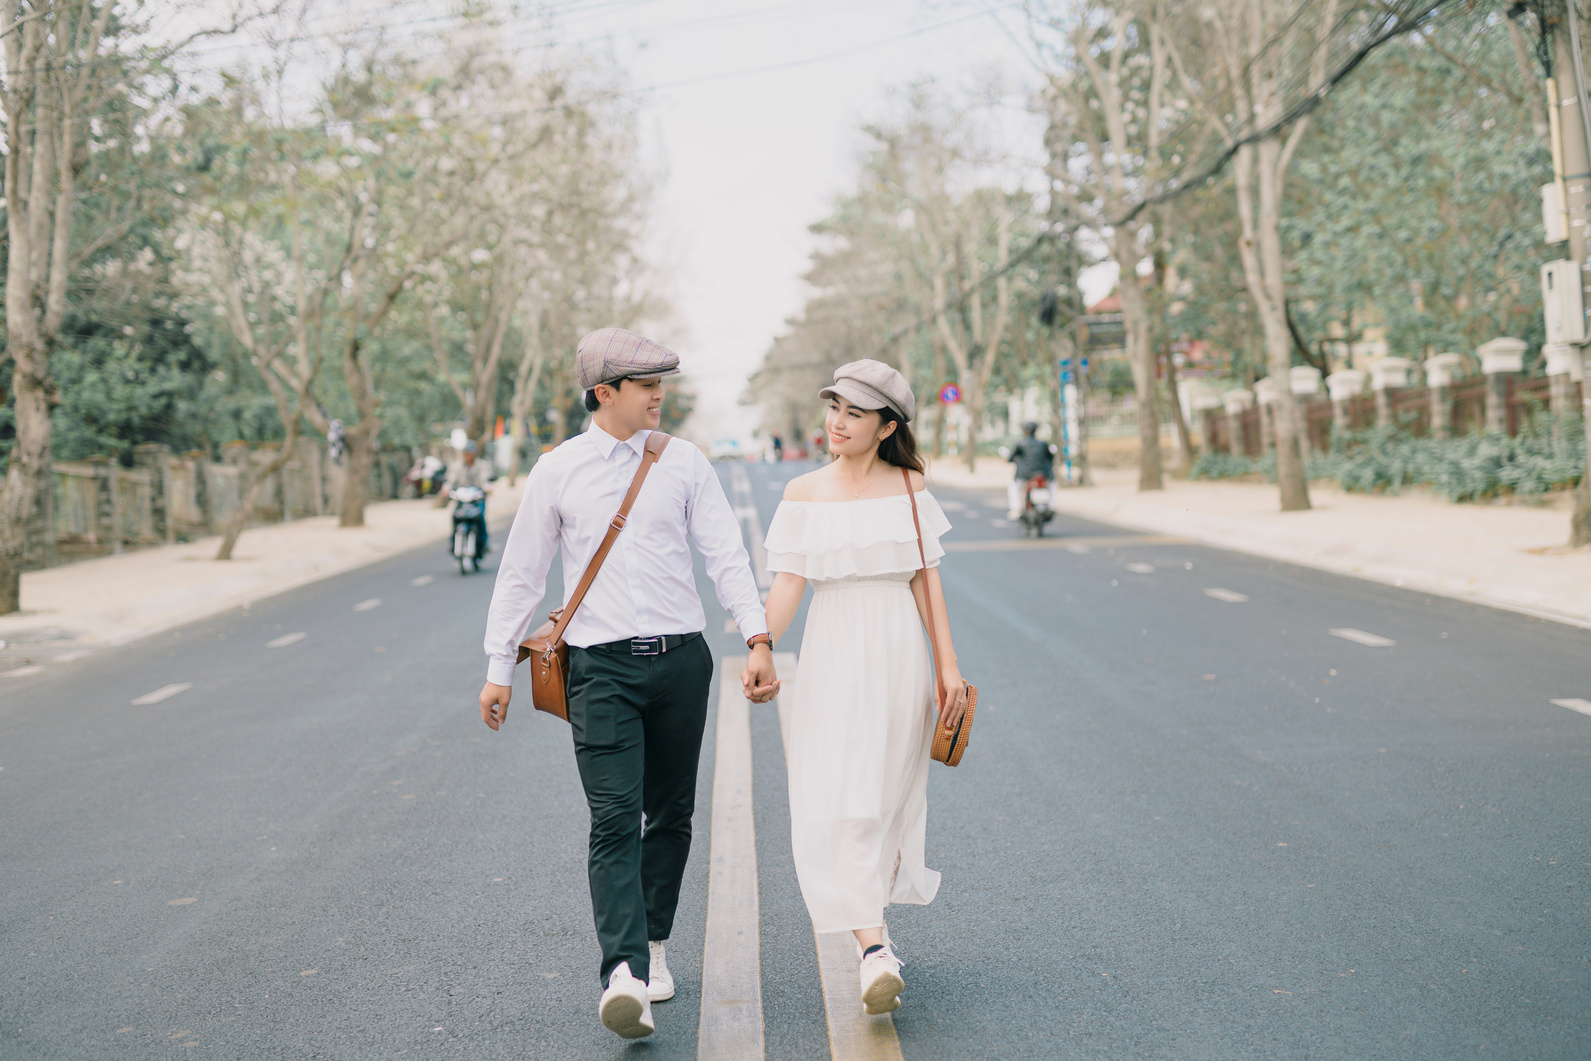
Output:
top-left (544, 430), bottom-right (671, 652)
top-left (903, 467), bottom-right (942, 673)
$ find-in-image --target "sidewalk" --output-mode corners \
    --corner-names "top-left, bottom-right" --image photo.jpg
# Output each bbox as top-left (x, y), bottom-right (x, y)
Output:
top-left (0, 479), bottom-right (526, 663)
top-left (926, 458), bottom-right (1591, 630)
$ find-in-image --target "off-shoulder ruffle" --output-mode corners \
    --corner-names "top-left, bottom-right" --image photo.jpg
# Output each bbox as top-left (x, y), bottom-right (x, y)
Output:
top-left (764, 491), bottom-right (952, 580)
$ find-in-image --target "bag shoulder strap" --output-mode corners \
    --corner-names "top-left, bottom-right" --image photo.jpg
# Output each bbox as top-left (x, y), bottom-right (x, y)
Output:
top-left (903, 467), bottom-right (942, 667)
top-left (546, 430), bottom-right (671, 648)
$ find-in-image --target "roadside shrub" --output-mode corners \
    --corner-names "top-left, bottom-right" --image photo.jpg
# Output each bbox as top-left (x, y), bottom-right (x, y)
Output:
top-left (1190, 452), bottom-right (1270, 480)
top-left (1190, 415), bottom-right (1584, 502)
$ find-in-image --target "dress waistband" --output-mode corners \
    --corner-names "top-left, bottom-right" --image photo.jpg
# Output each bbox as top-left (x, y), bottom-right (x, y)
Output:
top-left (811, 576), bottom-right (915, 591)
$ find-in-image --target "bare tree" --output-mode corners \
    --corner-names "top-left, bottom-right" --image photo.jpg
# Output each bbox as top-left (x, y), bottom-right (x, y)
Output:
top-left (1036, 2), bottom-right (1186, 491)
top-left (293, 45), bottom-right (519, 527)
top-left (0, 0), bottom-right (264, 613)
top-left (928, 198), bottom-right (1015, 471)
top-left (1199, 0), bottom-right (1340, 511)
top-left (177, 146), bottom-right (330, 559)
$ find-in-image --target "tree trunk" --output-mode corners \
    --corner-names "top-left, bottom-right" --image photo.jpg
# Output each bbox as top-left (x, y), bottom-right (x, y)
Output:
top-left (0, 347), bottom-right (52, 613)
top-left (1572, 481), bottom-right (1591, 547)
top-left (338, 420), bottom-right (380, 528)
top-left (506, 337), bottom-right (548, 486)
top-left (215, 428), bottom-right (302, 560)
top-left (962, 369), bottom-right (984, 473)
top-left (1162, 348), bottom-right (1195, 475)
top-left (930, 330), bottom-right (946, 458)
top-left (1256, 137), bottom-right (1310, 511)
top-left (1575, 353), bottom-right (1591, 546)
top-left (1115, 228), bottom-right (1162, 491)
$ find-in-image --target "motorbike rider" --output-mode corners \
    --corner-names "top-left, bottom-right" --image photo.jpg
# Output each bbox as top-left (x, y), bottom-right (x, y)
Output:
top-left (1006, 421), bottom-right (1055, 519)
top-left (446, 441), bottom-right (493, 555)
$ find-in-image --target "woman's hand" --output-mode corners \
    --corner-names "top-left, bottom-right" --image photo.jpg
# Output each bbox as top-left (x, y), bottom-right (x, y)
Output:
top-left (741, 644), bottom-right (781, 703)
top-left (935, 664), bottom-right (967, 732)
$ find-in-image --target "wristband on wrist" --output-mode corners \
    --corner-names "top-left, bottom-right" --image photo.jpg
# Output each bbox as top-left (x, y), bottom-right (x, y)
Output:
top-left (746, 633), bottom-right (773, 650)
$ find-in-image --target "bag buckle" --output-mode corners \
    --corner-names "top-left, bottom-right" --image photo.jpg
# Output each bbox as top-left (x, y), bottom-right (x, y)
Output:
top-left (630, 636), bottom-right (663, 656)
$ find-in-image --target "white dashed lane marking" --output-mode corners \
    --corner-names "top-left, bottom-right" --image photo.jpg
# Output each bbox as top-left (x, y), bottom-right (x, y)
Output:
top-left (52, 650), bottom-right (92, 662)
top-left (1126, 562), bottom-right (1155, 574)
top-left (3, 665), bottom-right (44, 678)
top-left (266, 632), bottom-right (307, 649)
top-left (410, 575), bottom-right (434, 586)
top-left (353, 598), bottom-right (382, 612)
top-left (1551, 698), bottom-right (1591, 717)
top-left (1205, 588), bottom-right (1249, 603)
top-left (131, 683), bottom-right (192, 705)
top-left (1330, 628), bottom-right (1396, 648)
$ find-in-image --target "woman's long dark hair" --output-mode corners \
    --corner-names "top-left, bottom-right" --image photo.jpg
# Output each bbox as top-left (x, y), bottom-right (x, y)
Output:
top-left (875, 408), bottom-right (924, 473)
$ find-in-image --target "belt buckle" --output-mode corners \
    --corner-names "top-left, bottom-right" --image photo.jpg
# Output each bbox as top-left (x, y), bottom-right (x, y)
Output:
top-left (630, 636), bottom-right (662, 656)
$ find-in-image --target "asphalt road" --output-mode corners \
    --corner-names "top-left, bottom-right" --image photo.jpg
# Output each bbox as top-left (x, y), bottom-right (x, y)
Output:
top-left (2, 460), bottom-right (1587, 1060)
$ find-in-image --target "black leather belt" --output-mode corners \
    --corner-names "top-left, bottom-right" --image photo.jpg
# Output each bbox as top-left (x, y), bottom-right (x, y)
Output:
top-left (586, 631), bottom-right (701, 656)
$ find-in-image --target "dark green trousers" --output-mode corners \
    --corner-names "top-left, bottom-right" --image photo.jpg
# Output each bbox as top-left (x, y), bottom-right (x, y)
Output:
top-left (566, 635), bottom-right (713, 985)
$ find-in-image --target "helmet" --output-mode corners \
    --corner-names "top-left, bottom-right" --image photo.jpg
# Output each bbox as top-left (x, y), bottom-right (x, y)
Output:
top-left (463, 440), bottom-right (478, 455)
top-left (1023, 421), bottom-right (1039, 435)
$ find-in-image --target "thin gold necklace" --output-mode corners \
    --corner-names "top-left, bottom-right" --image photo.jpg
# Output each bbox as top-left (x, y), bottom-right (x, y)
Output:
top-left (846, 463), bottom-right (881, 498)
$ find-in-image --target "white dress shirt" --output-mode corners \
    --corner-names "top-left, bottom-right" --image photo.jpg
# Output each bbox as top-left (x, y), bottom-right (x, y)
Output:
top-left (482, 423), bottom-right (768, 686)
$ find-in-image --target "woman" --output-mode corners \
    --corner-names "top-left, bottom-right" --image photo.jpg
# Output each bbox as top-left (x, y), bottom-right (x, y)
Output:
top-left (761, 359), bottom-right (968, 1015)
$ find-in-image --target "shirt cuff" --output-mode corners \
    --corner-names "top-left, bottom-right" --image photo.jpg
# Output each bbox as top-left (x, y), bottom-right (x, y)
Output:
top-left (736, 610), bottom-right (770, 645)
top-left (486, 655), bottom-right (518, 687)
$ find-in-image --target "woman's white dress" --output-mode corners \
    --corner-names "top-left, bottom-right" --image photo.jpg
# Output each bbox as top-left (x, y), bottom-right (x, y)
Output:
top-left (764, 490), bottom-right (953, 933)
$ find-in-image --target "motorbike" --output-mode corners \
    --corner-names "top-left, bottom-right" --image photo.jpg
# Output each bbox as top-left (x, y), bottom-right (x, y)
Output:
top-left (450, 486), bottom-right (486, 574)
top-left (1019, 475), bottom-right (1055, 537)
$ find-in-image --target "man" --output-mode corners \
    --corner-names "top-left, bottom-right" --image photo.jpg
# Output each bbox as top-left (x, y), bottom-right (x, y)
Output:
top-left (445, 441), bottom-right (492, 554)
top-left (1006, 421), bottom-right (1055, 519)
top-left (478, 327), bottom-right (779, 1041)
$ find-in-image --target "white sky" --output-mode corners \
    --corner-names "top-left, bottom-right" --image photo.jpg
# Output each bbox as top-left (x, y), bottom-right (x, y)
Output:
top-left (195, 0), bottom-right (1119, 444)
top-left (548, 0), bottom-right (1056, 443)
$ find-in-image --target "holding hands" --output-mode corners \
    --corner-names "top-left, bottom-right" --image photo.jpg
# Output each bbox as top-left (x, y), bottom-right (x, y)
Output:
top-left (742, 643), bottom-right (781, 703)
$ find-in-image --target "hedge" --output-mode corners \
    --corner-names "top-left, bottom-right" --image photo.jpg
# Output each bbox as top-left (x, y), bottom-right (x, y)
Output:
top-left (1189, 416), bottom-right (1585, 502)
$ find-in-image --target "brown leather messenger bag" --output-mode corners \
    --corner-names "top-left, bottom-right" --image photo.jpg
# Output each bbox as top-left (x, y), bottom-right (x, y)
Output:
top-left (515, 430), bottom-right (671, 721)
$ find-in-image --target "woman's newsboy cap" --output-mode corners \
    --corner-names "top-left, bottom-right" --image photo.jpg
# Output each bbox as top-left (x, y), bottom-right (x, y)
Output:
top-left (819, 359), bottom-right (915, 423)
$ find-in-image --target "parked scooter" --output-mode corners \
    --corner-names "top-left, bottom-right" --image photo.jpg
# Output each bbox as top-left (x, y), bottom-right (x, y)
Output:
top-left (1018, 475), bottom-right (1055, 537)
top-left (450, 486), bottom-right (486, 574)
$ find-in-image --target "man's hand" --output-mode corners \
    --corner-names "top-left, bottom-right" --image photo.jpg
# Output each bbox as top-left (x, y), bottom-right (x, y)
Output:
top-left (480, 682), bottom-right (512, 730)
top-left (741, 645), bottom-right (780, 704)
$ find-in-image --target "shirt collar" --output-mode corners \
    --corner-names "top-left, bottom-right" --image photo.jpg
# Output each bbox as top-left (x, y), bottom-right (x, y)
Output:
top-left (586, 422), bottom-right (649, 460)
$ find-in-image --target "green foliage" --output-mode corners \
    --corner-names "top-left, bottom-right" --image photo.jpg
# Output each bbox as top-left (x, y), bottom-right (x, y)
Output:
top-left (1099, 359), bottom-right (1135, 399)
top-left (50, 312), bottom-right (215, 463)
top-left (1283, 26), bottom-right (1550, 364)
top-left (1188, 451), bottom-right (1272, 482)
top-left (1190, 417), bottom-right (1585, 502)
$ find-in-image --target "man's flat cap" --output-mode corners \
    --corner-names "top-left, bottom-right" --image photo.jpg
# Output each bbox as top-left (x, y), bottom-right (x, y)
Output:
top-left (819, 359), bottom-right (916, 423)
top-left (576, 328), bottom-right (681, 391)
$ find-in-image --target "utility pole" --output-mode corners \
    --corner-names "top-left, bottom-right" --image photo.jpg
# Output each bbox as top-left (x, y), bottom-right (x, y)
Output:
top-left (1553, 1), bottom-right (1591, 545)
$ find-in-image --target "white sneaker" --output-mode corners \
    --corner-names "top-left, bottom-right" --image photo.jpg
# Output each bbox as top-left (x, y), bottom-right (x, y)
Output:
top-left (599, 961), bottom-right (655, 1039)
top-left (854, 925), bottom-right (904, 966)
top-left (647, 940), bottom-right (675, 1002)
top-left (859, 947), bottom-right (904, 1015)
